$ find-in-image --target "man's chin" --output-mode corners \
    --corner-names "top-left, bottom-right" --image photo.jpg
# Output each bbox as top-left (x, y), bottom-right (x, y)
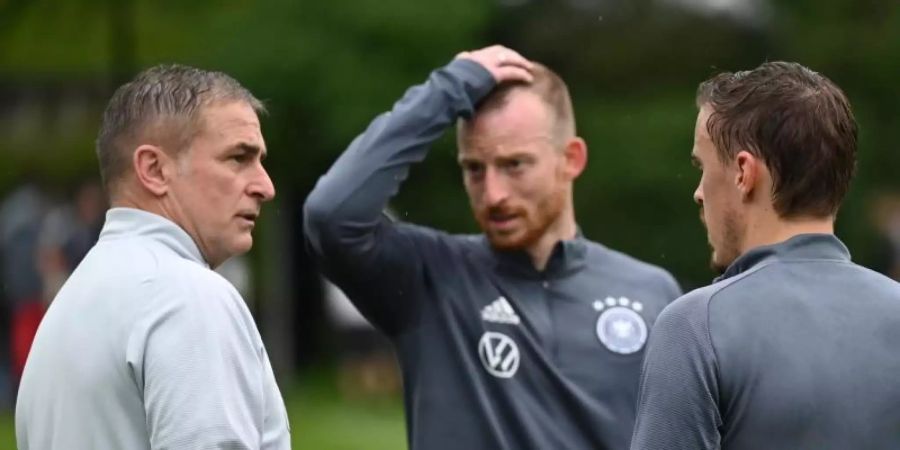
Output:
top-left (231, 235), bottom-right (254, 256)
top-left (485, 231), bottom-right (528, 251)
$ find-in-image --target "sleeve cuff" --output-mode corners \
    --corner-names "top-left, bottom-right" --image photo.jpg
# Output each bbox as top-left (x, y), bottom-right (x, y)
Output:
top-left (443, 58), bottom-right (497, 115)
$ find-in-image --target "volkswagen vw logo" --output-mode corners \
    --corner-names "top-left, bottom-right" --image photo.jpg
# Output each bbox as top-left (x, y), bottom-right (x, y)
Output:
top-left (478, 331), bottom-right (520, 378)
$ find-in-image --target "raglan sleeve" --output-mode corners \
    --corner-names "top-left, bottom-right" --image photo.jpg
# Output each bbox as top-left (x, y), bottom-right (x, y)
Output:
top-left (630, 290), bottom-right (722, 450)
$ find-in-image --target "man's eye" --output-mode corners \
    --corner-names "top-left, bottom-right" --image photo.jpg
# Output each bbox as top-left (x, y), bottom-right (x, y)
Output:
top-left (232, 153), bottom-right (251, 163)
top-left (503, 160), bottom-right (523, 171)
top-left (464, 163), bottom-right (484, 175)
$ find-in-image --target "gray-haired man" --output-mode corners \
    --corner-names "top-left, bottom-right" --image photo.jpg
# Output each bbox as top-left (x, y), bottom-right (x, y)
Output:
top-left (16, 65), bottom-right (290, 449)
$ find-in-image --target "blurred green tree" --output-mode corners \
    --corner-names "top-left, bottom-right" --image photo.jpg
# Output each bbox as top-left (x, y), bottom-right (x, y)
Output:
top-left (1, 0), bottom-right (897, 290)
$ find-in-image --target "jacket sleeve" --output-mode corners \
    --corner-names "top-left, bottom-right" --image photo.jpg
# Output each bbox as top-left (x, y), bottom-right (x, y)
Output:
top-left (130, 277), bottom-right (290, 450)
top-left (303, 59), bottom-right (495, 335)
top-left (630, 291), bottom-right (723, 450)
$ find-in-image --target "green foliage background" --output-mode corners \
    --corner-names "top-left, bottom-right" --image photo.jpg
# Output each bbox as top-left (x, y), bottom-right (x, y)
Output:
top-left (4, 0), bottom-right (896, 287)
top-left (1, 1), bottom-right (898, 446)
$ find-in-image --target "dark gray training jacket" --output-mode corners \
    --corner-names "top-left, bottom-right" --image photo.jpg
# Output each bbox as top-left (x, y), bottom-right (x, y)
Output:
top-left (631, 234), bottom-right (900, 450)
top-left (304, 59), bottom-right (682, 450)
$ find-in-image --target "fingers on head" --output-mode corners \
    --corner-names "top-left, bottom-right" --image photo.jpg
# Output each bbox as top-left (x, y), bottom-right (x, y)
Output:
top-left (498, 66), bottom-right (534, 84)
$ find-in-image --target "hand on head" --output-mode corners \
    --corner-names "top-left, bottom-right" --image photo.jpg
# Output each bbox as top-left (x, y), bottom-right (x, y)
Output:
top-left (456, 45), bottom-right (534, 84)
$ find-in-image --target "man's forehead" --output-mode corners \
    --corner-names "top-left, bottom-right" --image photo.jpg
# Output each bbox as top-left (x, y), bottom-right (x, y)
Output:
top-left (695, 105), bottom-right (713, 132)
top-left (198, 103), bottom-right (264, 141)
top-left (201, 102), bottom-right (260, 126)
top-left (458, 133), bottom-right (554, 157)
top-left (462, 132), bottom-right (554, 147)
top-left (475, 99), bottom-right (550, 128)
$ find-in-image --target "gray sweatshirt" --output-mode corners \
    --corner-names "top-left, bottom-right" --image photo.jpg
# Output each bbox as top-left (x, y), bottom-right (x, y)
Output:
top-left (305, 59), bottom-right (681, 450)
top-left (631, 233), bottom-right (900, 450)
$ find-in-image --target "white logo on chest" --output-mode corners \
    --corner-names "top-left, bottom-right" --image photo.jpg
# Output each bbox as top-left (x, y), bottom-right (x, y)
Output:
top-left (478, 332), bottom-right (520, 378)
top-left (481, 296), bottom-right (521, 325)
top-left (593, 296), bottom-right (648, 355)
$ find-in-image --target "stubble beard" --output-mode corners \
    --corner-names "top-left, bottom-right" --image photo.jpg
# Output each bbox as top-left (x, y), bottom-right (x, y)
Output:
top-left (480, 189), bottom-right (566, 252)
top-left (709, 210), bottom-right (742, 275)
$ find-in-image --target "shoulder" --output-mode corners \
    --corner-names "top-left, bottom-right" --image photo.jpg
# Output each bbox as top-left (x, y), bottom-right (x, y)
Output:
top-left (159, 260), bottom-right (243, 308)
top-left (79, 235), bottom-right (165, 290)
top-left (659, 284), bottom-right (717, 326)
top-left (393, 222), bottom-right (483, 253)
top-left (390, 224), bottom-right (495, 273)
top-left (845, 262), bottom-right (900, 290)
top-left (660, 263), bottom-right (772, 331)
top-left (100, 237), bottom-right (250, 326)
top-left (584, 240), bottom-right (679, 286)
top-left (140, 262), bottom-right (260, 352)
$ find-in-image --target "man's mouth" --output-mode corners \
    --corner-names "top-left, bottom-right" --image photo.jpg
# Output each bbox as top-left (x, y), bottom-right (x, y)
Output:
top-left (486, 211), bottom-right (519, 230)
top-left (237, 212), bottom-right (258, 225)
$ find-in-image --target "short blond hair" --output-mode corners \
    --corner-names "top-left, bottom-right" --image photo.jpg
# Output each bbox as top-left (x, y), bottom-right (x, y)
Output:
top-left (465, 62), bottom-right (575, 142)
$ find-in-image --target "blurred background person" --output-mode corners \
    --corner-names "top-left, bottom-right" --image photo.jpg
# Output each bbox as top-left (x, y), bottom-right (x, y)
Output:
top-left (0, 182), bottom-right (47, 406)
top-left (37, 179), bottom-right (106, 304)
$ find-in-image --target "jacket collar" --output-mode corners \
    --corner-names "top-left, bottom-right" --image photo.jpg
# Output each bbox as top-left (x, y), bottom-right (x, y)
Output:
top-left (99, 207), bottom-right (208, 267)
top-left (715, 233), bottom-right (850, 283)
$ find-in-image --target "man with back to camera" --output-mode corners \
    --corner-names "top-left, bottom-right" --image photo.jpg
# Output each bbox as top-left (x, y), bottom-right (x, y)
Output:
top-left (630, 61), bottom-right (900, 450)
top-left (16, 65), bottom-right (290, 449)
top-left (304, 45), bottom-right (682, 449)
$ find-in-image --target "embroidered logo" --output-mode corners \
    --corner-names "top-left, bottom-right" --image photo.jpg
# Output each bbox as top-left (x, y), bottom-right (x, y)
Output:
top-left (481, 296), bottom-right (521, 325)
top-left (593, 297), bottom-right (648, 355)
top-left (478, 331), bottom-right (520, 378)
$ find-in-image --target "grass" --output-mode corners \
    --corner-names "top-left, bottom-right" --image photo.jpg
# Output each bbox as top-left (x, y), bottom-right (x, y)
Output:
top-left (288, 368), bottom-right (407, 449)
top-left (0, 368), bottom-right (407, 449)
top-left (0, 412), bottom-right (12, 450)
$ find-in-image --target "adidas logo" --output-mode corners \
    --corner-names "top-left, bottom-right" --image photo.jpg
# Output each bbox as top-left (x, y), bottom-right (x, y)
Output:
top-left (481, 297), bottom-right (521, 325)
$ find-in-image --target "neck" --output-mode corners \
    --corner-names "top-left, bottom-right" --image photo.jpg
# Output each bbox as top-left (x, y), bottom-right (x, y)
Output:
top-left (740, 210), bottom-right (835, 255)
top-left (526, 205), bottom-right (578, 271)
top-left (110, 189), bottom-right (167, 220)
top-left (111, 187), bottom-right (216, 266)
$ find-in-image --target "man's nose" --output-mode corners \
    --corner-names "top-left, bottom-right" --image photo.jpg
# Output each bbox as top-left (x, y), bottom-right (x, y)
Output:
top-left (483, 168), bottom-right (509, 206)
top-left (250, 164), bottom-right (276, 202)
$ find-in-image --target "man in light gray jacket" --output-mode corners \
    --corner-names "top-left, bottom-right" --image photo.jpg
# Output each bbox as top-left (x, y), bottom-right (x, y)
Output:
top-left (16, 65), bottom-right (290, 449)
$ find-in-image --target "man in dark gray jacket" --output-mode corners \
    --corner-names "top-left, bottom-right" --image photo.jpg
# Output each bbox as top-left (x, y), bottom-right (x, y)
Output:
top-left (305, 45), bottom-right (681, 450)
top-left (631, 61), bottom-right (900, 450)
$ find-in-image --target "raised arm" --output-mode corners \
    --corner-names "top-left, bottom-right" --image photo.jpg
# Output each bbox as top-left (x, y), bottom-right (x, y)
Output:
top-left (303, 46), bottom-right (532, 333)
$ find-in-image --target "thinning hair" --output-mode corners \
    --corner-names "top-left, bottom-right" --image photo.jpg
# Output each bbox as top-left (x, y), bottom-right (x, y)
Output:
top-left (459, 62), bottom-right (576, 144)
top-left (697, 61), bottom-right (857, 218)
top-left (96, 64), bottom-right (264, 196)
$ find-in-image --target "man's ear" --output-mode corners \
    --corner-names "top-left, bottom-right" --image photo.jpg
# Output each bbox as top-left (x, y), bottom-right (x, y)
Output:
top-left (563, 137), bottom-right (588, 180)
top-left (734, 150), bottom-right (760, 200)
top-left (133, 145), bottom-right (173, 197)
